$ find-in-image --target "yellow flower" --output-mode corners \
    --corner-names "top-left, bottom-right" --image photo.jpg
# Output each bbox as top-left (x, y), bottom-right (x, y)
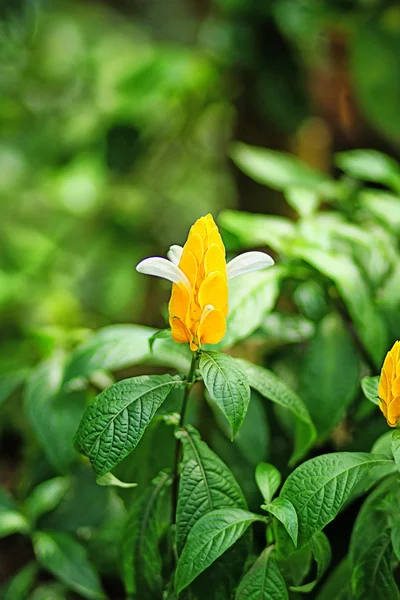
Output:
top-left (136, 214), bottom-right (274, 351)
top-left (378, 341), bottom-right (400, 427)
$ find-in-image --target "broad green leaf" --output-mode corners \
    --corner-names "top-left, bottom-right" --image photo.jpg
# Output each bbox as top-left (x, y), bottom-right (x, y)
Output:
top-left (199, 351), bottom-right (251, 438)
top-left (360, 189), bottom-right (400, 233)
top-left (221, 269), bottom-right (281, 348)
top-left (284, 185), bottom-right (320, 218)
top-left (24, 357), bottom-right (86, 473)
top-left (352, 529), bottom-right (399, 600)
top-left (176, 426), bottom-right (247, 552)
top-left (288, 245), bottom-right (387, 367)
top-left (33, 531), bottom-right (105, 599)
top-left (96, 473), bottom-right (137, 488)
top-left (28, 583), bottom-right (68, 600)
top-left (148, 328), bottom-right (172, 352)
top-left (0, 510), bottom-right (29, 538)
top-left (291, 532), bottom-right (331, 592)
top-left (276, 543), bottom-right (312, 588)
top-left (255, 462), bottom-right (281, 503)
top-left (261, 313), bottom-right (315, 346)
top-left (230, 142), bottom-right (327, 191)
top-left (121, 471), bottom-right (171, 596)
top-left (300, 313), bottom-right (360, 441)
top-left (361, 375), bottom-right (380, 405)
top-left (281, 452), bottom-right (392, 546)
top-left (75, 374), bottom-right (183, 477)
top-left (235, 546), bottom-right (288, 599)
top-left (392, 429), bottom-right (400, 472)
top-left (175, 508), bottom-right (266, 593)
top-left (236, 359), bottom-right (316, 463)
top-left (262, 498), bottom-right (298, 547)
top-left (315, 557), bottom-right (352, 600)
top-left (24, 477), bottom-right (69, 525)
top-left (391, 522), bottom-right (400, 561)
top-left (64, 325), bottom-right (156, 382)
top-left (220, 210), bottom-right (295, 254)
top-left (2, 562), bottom-right (38, 600)
top-left (0, 369), bottom-right (28, 408)
top-left (336, 149), bottom-right (400, 190)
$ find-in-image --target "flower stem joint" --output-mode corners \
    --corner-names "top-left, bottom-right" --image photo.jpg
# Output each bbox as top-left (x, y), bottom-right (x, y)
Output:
top-left (136, 214), bottom-right (274, 351)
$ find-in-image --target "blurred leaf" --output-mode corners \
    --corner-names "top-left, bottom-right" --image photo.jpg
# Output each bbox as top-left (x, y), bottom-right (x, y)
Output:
top-left (63, 325), bottom-right (157, 382)
top-left (24, 477), bottom-right (70, 525)
top-left (149, 328), bottom-right (172, 352)
top-left (255, 463), bottom-right (281, 504)
top-left (233, 392), bottom-right (270, 465)
top-left (281, 452), bottom-right (392, 546)
top-left (2, 562), bottom-right (38, 600)
top-left (361, 375), bottom-right (380, 405)
top-left (350, 23), bottom-right (400, 145)
top-left (0, 508), bottom-right (29, 538)
top-left (75, 374), bottom-right (183, 477)
top-left (315, 557), bottom-right (352, 600)
top-left (220, 210), bottom-right (295, 253)
top-left (24, 356), bottom-right (86, 474)
top-left (235, 546), bottom-right (288, 600)
top-left (199, 351), bottom-right (251, 438)
top-left (121, 471), bottom-right (171, 597)
top-left (289, 246), bottom-right (388, 367)
top-left (392, 522), bottom-right (400, 561)
top-left (175, 508), bottom-right (265, 594)
top-left (284, 185), bottom-right (320, 217)
top-left (293, 280), bottom-right (330, 322)
top-left (291, 531), bottom-right (331, 592)
top-left (0, 368), bottom-right (28, 408)
top-left (262, 498), bottom-right (298, 547)
top-left (33, 531), bottom-right (105, 599)
top-left (236, 359), bottom-right (316, 464)
top-left (176, 426), bottom-right (247, 552)
top-left (300, 313), bottom-right (360, 441)
top-left (28, 583), bottom-right (68, 600)
top-left (221, 269), bottom-right (281, 348)
top-left (230, 142), bottom-right (328, 191)
top-left (360, 189), bottom-right (400, 233)
top-left (391, 429), bottom-right (400, 472)
top-left (261, 313), bottom-right (315, 346)
top-left (336, 149), bottom-right (400, 192)
top-left (96, 472), bottom-right (137, 488)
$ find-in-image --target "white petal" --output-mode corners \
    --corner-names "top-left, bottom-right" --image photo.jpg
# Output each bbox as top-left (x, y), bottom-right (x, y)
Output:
top-left (226, 251), bottom-right (274, 280)
top-left (167, 245), bottom-right (183, 265)
top-left (136, 257), bottom-right (191, 290)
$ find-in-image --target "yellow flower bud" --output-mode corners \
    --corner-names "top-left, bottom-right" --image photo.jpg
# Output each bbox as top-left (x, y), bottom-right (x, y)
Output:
top-left (378, 341), bottom-right (400, 427)
top-left (169, 214), bottom-right (228, 351)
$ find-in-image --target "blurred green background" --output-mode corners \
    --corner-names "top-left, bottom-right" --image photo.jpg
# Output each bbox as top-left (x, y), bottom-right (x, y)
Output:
top-left (2, 0), bottom-right (400, 595)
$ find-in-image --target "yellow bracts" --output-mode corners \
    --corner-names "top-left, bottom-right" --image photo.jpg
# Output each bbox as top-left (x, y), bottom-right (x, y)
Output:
top-left (378, 341), bottom-right (400, 427)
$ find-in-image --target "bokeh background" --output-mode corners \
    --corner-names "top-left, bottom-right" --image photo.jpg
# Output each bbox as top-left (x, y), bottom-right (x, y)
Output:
top-left (2, 0), bottom-right (400, 595)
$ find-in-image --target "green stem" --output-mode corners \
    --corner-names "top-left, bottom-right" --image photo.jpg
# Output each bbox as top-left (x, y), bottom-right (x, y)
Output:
top-left (171, 351), bottom-right (199, 525)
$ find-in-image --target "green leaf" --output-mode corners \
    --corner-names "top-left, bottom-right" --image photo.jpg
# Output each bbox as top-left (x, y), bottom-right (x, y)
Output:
top-left (291, 532), bottom-right (331, 592)
top-left (262, 498), bottom-right (298, 547)
top-left (175, 508), bottom-right (265, 593)
top-left (221, 269), bottom-right (281, 348)
top-left (24, 356), bottom-right (86, 473)
top-left (2, 562), bottom-right (38, 600)
top-left (236, 359), bottom-right (316, 463)
top-left (391, 429), bottom-right (400, 472)
top-left (352, 528), bottom-right (399, 600)
top-left (255, 463), bottom-right (281, 504)
top-left (33, 531), bottom-right (105, 599)
top-left (24, 477), bottom-right (69, 525)
top-left (288, 245), bottom-right (388, 367)
top-left (220, 210), bottom-right (295, 254)
top-left (199, 351), bottom-right (251, 438)
top-left (336, 149), bottom-right (400, 190)
top-left (75, 374), bottom-right (183, 477)
top-left (281, 452), bottom-right (392, 546)
top-left (315, 557), bottom-right (352, 600)
top-left (149, 328), bottom-right (172, 352)
top-left (121, 471), bottom-right (171, 597)
top-left (284, 185), bottom-right (320, 218)
top-left (261, 313), bottom-right (315, 346)
top-left (96, 472), bottom-right (137, 488)
top-left (300, 313), bottom-right (360, 441)
top-left (391, 522), bottom-right (400, 561)
top-left (0, 510), bottom-right (29, 538)
top-left (0, 369), bottom-right (28, 408)
top-left (230, 142), bottom-right (327, 191)
top-left (360, 189), bottom-right (400, 234)
top-left (235, 546), bottom-right (288, 599)
top-left (64, 325), bottom-right (156, 382)
top-left (361, 376), bottom-right (380, 405)
top-left (176, 426), bottom-right (247, 552)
